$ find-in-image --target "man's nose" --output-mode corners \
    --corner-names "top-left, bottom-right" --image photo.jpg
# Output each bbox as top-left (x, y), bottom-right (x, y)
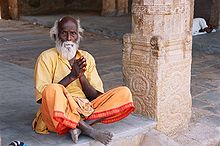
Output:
top-left (67, 33), bottom-right (71, 41)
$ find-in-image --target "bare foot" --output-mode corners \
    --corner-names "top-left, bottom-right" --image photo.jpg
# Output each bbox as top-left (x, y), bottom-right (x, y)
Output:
top-left (78, 120), bottom-right (113, 145)
top-left (69, 128), bottom-right (82, 143)
top-left (84, 129), bottom-right (113, 145)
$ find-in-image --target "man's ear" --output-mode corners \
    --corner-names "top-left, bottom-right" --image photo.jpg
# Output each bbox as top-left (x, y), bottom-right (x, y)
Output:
top-left (79, 31), bottom-right (83, 38)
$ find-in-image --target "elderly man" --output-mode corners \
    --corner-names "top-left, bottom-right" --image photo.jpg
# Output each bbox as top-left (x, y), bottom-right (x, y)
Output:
top-left (32, 16), bottom-right (134, 145)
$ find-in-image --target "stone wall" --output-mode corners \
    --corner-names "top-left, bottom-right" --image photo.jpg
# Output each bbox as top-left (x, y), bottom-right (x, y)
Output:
top-left (19, 0), bottom-right (102, 15)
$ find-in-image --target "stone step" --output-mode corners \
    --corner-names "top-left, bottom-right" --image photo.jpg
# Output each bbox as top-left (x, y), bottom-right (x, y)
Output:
top-left (59, 115), bottom-right (156, 146)
top-left (1, 115), bottom-right (155, 146)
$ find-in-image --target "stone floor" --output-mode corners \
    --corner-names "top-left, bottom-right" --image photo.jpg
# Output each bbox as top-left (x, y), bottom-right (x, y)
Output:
top-left (0, 13), bottom-right (220, 145)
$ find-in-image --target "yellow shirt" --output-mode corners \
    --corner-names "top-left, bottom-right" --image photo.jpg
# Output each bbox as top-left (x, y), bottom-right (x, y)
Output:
top-left (34, 48), bottom-right (104, 103)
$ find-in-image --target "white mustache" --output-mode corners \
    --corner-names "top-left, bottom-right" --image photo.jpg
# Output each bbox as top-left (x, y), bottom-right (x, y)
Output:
top-left (63, 41), bottom-right (75, 49)
top-left (56, 40), bottom-right (79, 60)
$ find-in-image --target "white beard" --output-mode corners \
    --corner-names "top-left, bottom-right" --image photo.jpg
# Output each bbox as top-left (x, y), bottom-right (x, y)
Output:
top-left (56, 40), bottom-right (79, 60)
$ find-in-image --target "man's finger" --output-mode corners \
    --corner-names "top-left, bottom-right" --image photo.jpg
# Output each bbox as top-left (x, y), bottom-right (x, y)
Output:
top-left (79, 62), bottom-right (87, 70)
top-left (78, 56), bottom-right (84, 62)
top-left (80, 67), bottom-right (86, 73)
top-left (78, 58), bottom-right (86, 66)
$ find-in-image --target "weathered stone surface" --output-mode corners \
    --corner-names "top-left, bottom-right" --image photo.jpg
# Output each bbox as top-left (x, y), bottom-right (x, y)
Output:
top-left (123, 0), bottom-right (193, 135)
top-left (173, 123), bottom-right (220, 146)
top-left (141, 129), bottom-right (180, 146)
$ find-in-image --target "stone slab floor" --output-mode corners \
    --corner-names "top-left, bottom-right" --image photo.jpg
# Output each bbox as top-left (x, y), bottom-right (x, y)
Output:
top-left (0, 13), bottom-right (220, 145)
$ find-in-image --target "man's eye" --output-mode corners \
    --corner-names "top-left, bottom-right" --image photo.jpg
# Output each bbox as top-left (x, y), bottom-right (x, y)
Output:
top-left (61, 31), bottom-right (66, 35)
top-left (71, 32), bottom-right (77, 35)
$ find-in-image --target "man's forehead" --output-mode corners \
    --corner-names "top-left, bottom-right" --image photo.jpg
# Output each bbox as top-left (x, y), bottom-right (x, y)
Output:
top-left (58, 17), bottom-right (78, 30)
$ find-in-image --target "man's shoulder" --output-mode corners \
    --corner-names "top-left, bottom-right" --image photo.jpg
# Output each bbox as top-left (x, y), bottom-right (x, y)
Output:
top-left (39, 48), bottom-right (58, 59)
top-left (78, 49), bottom-right (94, 60)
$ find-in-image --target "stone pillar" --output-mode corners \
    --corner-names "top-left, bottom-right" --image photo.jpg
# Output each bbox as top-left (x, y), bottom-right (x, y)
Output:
top-left (0, 0), bottom-right (10, 19)
top-left (8, 0), bottom-right (19, 19)
top-left (102, 0), bottom-right (116, 16)
top-left (116, 0), bottom-right (128, 16)
top-left (210, 0), bottom-right (220, 28)
top-left (101, 0), bottom-right (128, 16)
top-left (123, 0), bottom-right (194, 135)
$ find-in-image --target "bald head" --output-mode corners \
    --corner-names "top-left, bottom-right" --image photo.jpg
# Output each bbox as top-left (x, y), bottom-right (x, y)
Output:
top-left (58, 16), bottom-right (78, 33)
top-left (49, 16), bottom-right (83, 44)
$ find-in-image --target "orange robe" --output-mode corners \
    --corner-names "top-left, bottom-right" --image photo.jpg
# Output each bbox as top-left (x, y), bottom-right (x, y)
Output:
top-left (37, 84), bottom-right (134, 134)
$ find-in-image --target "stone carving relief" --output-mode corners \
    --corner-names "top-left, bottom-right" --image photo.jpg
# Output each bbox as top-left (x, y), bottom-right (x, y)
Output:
top-left (130, 74), bottom-right (150, 96)
top-left (132, 4), bottom-right (185, 15)
top-left (157, 60), bottom-right (192, 135)
top-left (132, 13), bottom-right (144, 35)
top-left (132, 0), bottom-right (143, 5)
top-left (150, 36), bottom-right (164, 59)
top-left (122, 41), bottom-right (157, 118)
top-left (142, 16), bottom-right (154, 37)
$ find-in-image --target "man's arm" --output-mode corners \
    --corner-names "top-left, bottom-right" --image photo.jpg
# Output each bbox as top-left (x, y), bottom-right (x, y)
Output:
top-left (75, 56), bottom-right (101, 101)
top-left (58, 56), bottom-right (85, 87)
top-left (58, 74), bottom-right (77, 87)
top-left (58, 56), bottom-right (100, 101)
top-left (79, 74), bottom-right (101, 101)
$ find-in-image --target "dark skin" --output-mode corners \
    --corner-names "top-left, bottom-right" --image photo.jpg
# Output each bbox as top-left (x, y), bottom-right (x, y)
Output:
top-left (56, 17), bottom-right (113, 145)
top-left (57, 18), bottom-right (99, 101)
top-left (199, 25), bottom-right (214, 33)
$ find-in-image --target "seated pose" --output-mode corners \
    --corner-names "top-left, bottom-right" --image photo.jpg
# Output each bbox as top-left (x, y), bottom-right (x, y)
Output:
top-left (192, 18), bottom-right (215, 36)
top-left (32, 16), bottom-right (135, 145)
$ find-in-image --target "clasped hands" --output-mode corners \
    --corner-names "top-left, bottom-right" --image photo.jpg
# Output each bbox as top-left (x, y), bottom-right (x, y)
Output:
top-left (69, 56), bottom-right (87, 79)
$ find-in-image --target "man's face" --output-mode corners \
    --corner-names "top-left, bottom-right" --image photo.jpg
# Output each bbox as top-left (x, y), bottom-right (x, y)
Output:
top-left (58, 20), bottom-right (78, 43)
top-left (56, 18), bottom-right (79, 60)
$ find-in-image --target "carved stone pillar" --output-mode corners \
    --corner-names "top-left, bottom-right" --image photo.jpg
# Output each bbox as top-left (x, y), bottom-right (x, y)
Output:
top-left (123, 0), bottom-right (194, 135)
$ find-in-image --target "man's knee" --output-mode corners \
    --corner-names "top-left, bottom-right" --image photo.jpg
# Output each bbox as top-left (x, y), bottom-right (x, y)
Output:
top-left (116, 86), bottom-right (132, 97)
top-left (42, 83), bottom-right (66, 104)
top-left (42, 84), bottom-right (63, 98)
top-left (43, 83), bottom-right (63, 94)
